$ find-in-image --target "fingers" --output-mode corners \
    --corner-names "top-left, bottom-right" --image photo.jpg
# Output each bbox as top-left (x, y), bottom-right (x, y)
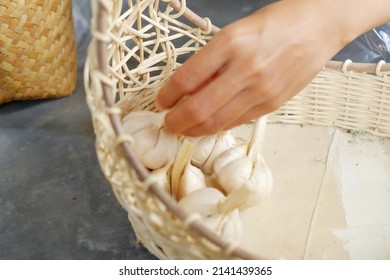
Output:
top-left (179, 88), bottom-right (260, 136)
top-left (180, 88), bottom-right (286, 136)
top-left (163, 65), bottom-right (247, 134)
top-left (155, 35), bottom-right (229, 110)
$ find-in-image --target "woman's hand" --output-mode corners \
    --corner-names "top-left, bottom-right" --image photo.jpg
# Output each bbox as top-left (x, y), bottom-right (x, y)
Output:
top-left (156, 0), bottom-right (390, 136)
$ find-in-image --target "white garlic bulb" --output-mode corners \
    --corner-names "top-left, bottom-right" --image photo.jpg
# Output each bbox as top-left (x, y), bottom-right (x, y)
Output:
top-left (177, 163), bottom-right (207, 200)
top-left (191, 131), bottom-right (236, 174)
top-left (148, 163), bottom-right (172, 194)
top-left (213, 116), bottom-right (273, 209)
top-left (122, 111), bottom-right (179, 170)
top-left (216, 156), bottom-right (253, 194)
top-left (179, 187), bottom-right (243, 242)
top-left (203, 209), bottom-right (243, 243)
top-left (178, 187), bottom-right (226, 217)
top-left (191, 134), bottom-right (218, 168)
top-left (213, 145), bottom-right (247, 175)
top-left (220, 159), bottom-right (273, 212)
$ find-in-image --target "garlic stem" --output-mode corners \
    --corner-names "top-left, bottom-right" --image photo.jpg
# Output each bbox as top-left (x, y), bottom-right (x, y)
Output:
top-left (219, 185), bottom-right (253, 214)
top-left (247, 115), bottom-right (268, 163)
top-left (171, 139), bottom-right (195, 199)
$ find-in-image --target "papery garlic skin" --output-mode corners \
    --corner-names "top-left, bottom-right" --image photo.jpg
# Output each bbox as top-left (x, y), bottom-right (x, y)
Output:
top-left (219, 160), bottom-right (273, 212)
top-left (191, 131), bottom-right (236, 174)
top-left (213, 117), bottom-right (274, 209)
top-left (217, 157), bottom-right (253, 194)
top-left (177, 163), bottom-right (207, 200)
top-left (141, 127), bottom-right (179, 170)
top-left (191, 135), bottom-right (218, 168)
top-left (178, 187), bottom-right (226, 218)
top-left (202, 131), bottom-right (236, 173)
top-left (149, 166), bottom-right (171, 194)
top-left (213, 145), bottom-right (247, 176)
top-left (122, 111), bottom-right (179, 170)
top-left (244, 160), bottom-right (273, 205)
top-left (122, 111), bottom-right (164, 133)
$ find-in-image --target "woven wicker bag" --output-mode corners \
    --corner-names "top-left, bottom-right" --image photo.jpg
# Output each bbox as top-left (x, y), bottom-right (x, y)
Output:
top-left (85, 0), bottom-right (390, 259)
top-left (0, 0), bottom-right (77, 105)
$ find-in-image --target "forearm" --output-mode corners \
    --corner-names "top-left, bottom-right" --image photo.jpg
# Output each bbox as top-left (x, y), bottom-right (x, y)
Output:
top-left (255, 0), bottom-right (390, 62)
top-left (316, 0), bottom-right (390, 46)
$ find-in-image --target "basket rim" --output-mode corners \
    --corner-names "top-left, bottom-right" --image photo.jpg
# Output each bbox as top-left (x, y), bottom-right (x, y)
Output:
top-left (93, 0), bottom-right (389, 260)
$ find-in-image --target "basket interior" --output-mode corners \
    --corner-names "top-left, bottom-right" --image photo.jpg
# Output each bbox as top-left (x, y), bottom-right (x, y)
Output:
top-left (87, 0), bottom-right (390, 259)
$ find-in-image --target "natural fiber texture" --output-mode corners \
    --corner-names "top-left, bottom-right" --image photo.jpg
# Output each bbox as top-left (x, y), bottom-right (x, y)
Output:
top-left (84, 0), bottom-right (390, 259)
top-left (270, 60), bottom-right (390, 137)
top-left (0, 0), bottom-right (77, 105)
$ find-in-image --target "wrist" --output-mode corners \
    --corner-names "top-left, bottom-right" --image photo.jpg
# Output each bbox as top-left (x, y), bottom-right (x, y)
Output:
top-left (316, 0), bottom-right (390, 47)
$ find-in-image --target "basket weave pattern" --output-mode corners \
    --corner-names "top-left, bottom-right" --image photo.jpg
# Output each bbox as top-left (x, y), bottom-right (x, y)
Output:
top-left (272, 61), bottom-right (390, 137)
top-left (85, 0), bottom-right (390, 259)
top-left (0, 0), bottom-right (77, 105)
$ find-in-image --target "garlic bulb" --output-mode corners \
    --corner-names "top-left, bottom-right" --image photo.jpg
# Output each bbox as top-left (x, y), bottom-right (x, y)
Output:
top-left (191, 131), bottom-right (236, 174)
top-left (179, 187), bottom-right (243, 242)
top-left (148, 163), bottom-right (172, 194)
top-left (122, 111), bottom-right (179, 170)
top-left (177, 163), bottom-right (207, 200)
top-left (216, 156), bottom-right (253, 194)
top-left (214, 116), bottom-right (273, 209)
top-left (213, 145), bottom-right (247, 175)
top-left (191, 134), bottom-right (218, 167)
top-left (220, 159), bottom-right (273, 212)
top-left (178, 187), bottom-right (226, 217)
top-left (203, 209), bottom-right (243, 243)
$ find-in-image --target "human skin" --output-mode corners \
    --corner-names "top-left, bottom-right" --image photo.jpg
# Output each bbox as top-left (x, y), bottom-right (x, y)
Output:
top-left (156, 0), bottom-right (390, 136)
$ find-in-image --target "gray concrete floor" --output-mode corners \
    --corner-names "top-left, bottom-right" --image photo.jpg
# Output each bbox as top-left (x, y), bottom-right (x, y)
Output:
top-left (1, 0), bottom-right (382, 260)
top-left (0, 0), bottom-right (273, 260)
top-left (0, 70), bottom-right (154, 260)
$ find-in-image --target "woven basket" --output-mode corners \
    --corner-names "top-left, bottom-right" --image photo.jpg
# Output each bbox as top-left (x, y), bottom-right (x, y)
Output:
top-left (0, 0), bottom-right (77, 105)
top-left (84, 0), bottom-right (390, 259)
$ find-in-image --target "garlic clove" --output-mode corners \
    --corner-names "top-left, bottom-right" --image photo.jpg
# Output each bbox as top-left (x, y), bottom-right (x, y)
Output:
top-left (217, 157), bottom-right (253, 194)
top-left (178, 187), bottom-right (226, 218)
